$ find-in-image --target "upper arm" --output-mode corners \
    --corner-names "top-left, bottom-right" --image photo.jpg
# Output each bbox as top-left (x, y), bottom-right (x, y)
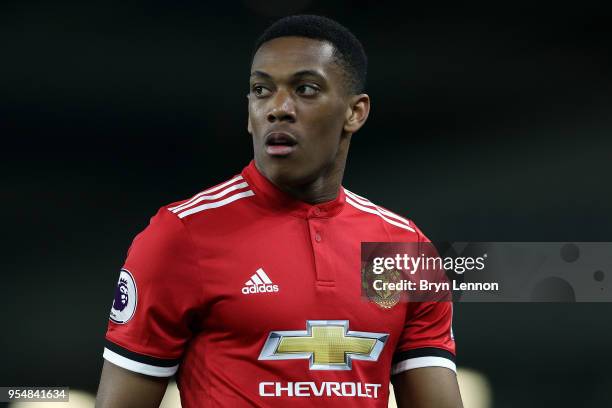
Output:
top-left (392, 232), bottom-right (456, 374)
top-left (96, 360), bottom-right (168, 408)
top-left (391, 233), bottom-right (461, 407)
top-left (99, 208), bottom-right (201, 402)
top-left (391, 367), bottom-right (463, 408)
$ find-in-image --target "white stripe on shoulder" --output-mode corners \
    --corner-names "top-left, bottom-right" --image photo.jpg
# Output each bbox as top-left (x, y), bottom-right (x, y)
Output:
top-left (346, 196), bottom-right (415, 232)
top-left (168, 175), bottom-right (244, 212)
top-left (103, 348), bottom-right (178, 377)
top-left (176, 190), bottom-right (255, 219)
top-left (169, 182), bottom-right (249, 213)
top-left (344, 189), bottom-right (412, 227)
top-left (343, 188), bottom-right (368, 201)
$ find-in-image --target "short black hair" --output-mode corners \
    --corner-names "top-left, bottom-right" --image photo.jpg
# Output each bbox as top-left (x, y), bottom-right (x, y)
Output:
top-left (252, 15), bottom-right (367, 94)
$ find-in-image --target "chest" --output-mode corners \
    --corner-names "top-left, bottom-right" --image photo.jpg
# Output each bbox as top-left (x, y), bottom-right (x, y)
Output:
top-left (193, 215), bottom-right (407, 345)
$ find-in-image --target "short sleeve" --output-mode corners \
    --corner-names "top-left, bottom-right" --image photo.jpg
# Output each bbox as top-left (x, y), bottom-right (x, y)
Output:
top-left (392, 301), bottom-right (456, 375)
top-left (392, 225), bottom-right (456, 375)
top-left (103, 207), bottom-right (202, 377)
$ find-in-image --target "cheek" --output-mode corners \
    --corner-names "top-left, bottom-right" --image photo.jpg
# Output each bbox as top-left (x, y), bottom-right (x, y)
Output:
top-left (311, 104), bottom-right (346, 139)
top-left (248, 103), bottom-right (266, 132)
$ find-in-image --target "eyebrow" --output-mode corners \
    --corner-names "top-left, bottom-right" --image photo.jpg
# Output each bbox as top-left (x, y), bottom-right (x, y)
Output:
top-left (250, 69), bottom-right (326, 82)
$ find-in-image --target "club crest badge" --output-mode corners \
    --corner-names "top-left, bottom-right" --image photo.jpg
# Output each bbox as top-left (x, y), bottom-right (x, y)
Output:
top-left (109, 269), bottom-right (137, 324)
top-left (362, 262), bottom-right (402, 309)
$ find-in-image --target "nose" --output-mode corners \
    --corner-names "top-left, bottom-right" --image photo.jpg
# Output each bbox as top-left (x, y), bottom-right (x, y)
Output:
top-left (267, 90), bottom-right (296, 123)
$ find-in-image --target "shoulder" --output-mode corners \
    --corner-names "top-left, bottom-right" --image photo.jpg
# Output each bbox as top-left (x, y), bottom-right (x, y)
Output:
top-left (162, 173), bottom-right (255, 223)
top-left (342, 187), bottom-right (426, 240)
top-left (129, 173), bottom-right (253, 253)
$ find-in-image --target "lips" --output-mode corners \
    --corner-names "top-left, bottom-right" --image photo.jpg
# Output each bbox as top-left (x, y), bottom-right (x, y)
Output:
top-left (265, 132), bottom-right (298, 157)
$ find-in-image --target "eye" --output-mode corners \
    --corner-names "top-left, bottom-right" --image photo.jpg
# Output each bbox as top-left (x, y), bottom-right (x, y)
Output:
top-left (296, 84), bottom-right (319, 96)
top-left (251, 85), bottom-right (271, 98)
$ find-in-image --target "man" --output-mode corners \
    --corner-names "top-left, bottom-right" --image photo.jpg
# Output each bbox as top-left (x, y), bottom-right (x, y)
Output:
top-left (96, 15), bottom-right (463, 408)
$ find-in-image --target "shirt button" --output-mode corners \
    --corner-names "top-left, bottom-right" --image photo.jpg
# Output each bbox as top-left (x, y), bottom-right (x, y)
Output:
top-left (315, 232), bottom-right (322, 242)
top-left (313, 208), bottom-right (321, 216)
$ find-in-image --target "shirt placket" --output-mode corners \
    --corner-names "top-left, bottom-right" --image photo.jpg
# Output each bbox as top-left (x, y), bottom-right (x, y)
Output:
top-left (307, 207), bottom-right (335, 286)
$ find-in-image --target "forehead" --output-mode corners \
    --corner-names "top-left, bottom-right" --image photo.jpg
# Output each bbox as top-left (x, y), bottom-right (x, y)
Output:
top-left (251, 36), bottom-right (341, 80)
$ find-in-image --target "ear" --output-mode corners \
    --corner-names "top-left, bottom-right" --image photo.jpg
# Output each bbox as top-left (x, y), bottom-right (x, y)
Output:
top-left (343, 93), bottom-right (370, 134)
top-left (247, 94), bottom-right (253, 135)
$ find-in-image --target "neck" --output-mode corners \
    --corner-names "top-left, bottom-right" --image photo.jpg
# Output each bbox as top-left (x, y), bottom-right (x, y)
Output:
top-left (278, 158), bottom-right (346, 204)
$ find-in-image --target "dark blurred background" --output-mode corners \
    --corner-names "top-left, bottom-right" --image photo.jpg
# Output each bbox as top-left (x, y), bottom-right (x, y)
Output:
top-left (1, 0), bottom-right (611, 407)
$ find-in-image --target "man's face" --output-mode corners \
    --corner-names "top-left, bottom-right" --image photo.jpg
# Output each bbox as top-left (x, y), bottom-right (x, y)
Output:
top-left (248, 36), bottom-right (351, 186)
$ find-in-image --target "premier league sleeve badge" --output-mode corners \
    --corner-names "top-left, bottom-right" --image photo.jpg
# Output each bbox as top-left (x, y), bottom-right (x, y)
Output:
top-left (109, 269), bottom-right (138, 324)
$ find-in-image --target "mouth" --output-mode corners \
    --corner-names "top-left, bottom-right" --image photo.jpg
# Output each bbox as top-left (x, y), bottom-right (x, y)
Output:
top-left (264, 131), bottom-right (298, 157)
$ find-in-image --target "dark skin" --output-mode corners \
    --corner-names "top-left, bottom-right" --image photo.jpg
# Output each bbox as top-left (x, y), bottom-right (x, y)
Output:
top-left (96, 36), bottom-right (463, 408)
top-left (248, 36), bottom-right (369, 204)
top-left (392, 367), bottom-right (464, 407)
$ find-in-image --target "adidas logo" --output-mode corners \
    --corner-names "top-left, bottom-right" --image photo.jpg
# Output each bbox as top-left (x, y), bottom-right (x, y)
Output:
top-left (242, 268), bottom-right (279, 295)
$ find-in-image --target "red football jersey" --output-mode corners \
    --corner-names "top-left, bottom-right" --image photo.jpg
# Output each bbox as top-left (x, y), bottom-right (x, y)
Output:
top-left (104, 161), bottom-right (455, 407)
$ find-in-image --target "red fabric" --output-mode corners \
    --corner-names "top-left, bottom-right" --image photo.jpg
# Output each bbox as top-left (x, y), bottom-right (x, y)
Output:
top-left (105, 161), bottom-right (455, 407)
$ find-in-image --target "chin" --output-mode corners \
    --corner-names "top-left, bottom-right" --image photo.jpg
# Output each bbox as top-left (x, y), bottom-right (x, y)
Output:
top-left (267, 162), bottom-right (302, 186)
top-left (258, 153), bottom-right (324, 187)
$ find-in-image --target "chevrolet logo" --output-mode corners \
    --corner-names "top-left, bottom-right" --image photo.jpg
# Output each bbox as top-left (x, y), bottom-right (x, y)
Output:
top-left (258, 320), bottom-right (389, 370)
